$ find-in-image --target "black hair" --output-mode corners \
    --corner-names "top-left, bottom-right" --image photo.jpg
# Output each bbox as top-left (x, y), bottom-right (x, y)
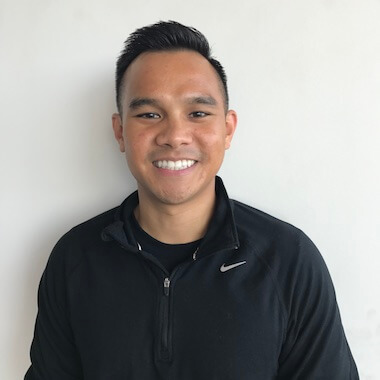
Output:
top-left (115, 20), bottom-right (228, 115)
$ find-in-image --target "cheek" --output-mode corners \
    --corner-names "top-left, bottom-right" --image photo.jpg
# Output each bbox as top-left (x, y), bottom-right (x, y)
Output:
top-left (196, 127), bottom-right (227, 152)
top-left (125, 130), bottom-right (151, 158)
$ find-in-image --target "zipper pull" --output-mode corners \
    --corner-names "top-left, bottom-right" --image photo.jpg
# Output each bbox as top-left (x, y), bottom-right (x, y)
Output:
top-left (163, 277), bottom-right (170, 296)
top-left (192, 247), bottom-right (199, 261)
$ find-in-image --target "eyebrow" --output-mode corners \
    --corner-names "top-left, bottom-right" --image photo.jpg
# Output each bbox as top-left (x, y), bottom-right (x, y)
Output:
top-left (128, 95), bottom-right (218, 110)
top-left (187, 96), bottom-right (217, 106)
top-left (128, 98), bottom-right (159, 110)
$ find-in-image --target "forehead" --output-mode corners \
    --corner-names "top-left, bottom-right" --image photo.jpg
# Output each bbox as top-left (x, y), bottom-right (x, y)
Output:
top-left (121, 50), bottom-right (224, 104)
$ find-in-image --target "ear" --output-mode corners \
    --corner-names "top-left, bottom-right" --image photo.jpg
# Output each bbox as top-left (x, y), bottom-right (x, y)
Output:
top-left (224, 110), bottom-right (237, 150)
top-left (112, 113), bottom-right (125, 152)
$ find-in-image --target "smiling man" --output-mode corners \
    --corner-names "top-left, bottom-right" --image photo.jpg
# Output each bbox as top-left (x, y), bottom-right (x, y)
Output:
top-left (25, 21), bottom-right (358, 379)
top-left (112, 48), bottom-right (236, 245)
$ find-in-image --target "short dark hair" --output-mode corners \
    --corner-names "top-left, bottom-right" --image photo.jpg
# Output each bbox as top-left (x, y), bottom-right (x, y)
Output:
top-left (115, 20), bottom-right (229, 115)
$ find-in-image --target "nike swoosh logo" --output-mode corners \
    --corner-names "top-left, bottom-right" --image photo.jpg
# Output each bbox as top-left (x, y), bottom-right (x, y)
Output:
top-left (220, 261), bottom-right (247, 272)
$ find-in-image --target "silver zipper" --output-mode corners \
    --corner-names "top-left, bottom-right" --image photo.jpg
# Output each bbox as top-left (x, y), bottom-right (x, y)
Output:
top-left (163, 277), bottom-right (170, 296)
top-left (192, 246), bottom-right (199, 261)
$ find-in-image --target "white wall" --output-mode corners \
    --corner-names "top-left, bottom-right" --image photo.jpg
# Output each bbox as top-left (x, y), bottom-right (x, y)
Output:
top-left (1, 0), bottom-right (379, 378)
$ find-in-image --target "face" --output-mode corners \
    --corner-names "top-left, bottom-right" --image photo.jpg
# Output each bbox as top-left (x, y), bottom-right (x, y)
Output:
top-left (112, 50), bottom-right (237, 207)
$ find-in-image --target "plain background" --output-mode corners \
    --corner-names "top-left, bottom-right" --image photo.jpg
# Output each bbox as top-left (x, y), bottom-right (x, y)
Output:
top-left (1, 0), bottom-right (379, 378)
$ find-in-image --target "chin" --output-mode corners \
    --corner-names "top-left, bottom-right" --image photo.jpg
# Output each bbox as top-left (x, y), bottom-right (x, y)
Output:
top-left (138, 176), bottom-right (216, 206)
top-left (154, 188), bottom-right (194, 206)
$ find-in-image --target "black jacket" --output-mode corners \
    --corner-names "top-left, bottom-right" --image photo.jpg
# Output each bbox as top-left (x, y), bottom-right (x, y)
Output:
top-left (26, 177), bottom-right (358, 379)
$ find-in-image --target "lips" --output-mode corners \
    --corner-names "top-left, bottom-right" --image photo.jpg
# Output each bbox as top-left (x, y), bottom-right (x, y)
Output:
top-left (153, 159), bottom-right (196, 170)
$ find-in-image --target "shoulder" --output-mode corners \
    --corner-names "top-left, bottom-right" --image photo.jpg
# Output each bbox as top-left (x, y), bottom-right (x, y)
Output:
top-left (231, 199), bottom-right (307, 252)
top-left (45, 206), bottom-right (119, 277)
top-left (231, 199), bottom-right (330, 291)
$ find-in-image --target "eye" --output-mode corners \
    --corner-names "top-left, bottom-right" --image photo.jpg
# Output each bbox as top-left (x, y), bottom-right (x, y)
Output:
top-left (136, 112), bottom-right (160, 119)
top-left (189, 111), bottom-right (210, 118)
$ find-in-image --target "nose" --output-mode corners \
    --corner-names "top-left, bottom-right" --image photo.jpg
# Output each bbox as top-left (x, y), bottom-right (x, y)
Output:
top-left (155, 116), bottom-right (193, 148)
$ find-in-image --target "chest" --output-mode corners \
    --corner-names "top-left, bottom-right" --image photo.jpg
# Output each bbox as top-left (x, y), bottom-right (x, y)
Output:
top-left (68, 250), bottom-right (284, 379)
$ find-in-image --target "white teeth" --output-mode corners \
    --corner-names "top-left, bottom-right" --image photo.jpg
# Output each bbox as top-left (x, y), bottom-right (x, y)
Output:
top-left (154, 159), bottom-right (196, 170)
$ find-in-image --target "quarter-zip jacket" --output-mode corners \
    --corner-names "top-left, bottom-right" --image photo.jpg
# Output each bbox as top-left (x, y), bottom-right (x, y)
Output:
top-left (25, 177), bottom-right (359, 379)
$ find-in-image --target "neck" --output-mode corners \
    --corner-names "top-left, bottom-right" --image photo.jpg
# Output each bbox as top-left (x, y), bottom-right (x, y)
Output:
top-left (135, 187), bottom-right (216, 244)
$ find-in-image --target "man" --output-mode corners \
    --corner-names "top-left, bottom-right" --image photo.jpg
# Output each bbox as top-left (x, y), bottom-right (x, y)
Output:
top-left (26, 21), bottom-right (359, 379)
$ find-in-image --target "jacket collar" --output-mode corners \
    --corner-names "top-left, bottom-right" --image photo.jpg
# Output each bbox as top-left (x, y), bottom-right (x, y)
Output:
top-left (102, 176), bottom-right (240, 258)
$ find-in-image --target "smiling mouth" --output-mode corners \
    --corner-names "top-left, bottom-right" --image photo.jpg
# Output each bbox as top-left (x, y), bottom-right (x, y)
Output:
top-left (153, 159), bottom-right (197, 170)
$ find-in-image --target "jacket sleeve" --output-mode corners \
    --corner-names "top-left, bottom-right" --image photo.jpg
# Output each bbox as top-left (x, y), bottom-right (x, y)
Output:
top-left (25, 238), bottom-right (83, 380)
top-left (276, 232), bottom-right (359, 379)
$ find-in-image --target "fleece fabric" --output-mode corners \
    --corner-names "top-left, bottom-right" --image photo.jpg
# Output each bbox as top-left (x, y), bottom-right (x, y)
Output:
top-left (25, 177), bottom-right (359, 379)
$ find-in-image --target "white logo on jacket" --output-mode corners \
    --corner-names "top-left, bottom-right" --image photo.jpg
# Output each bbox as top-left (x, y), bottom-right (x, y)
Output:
top-left (220, 261), bottom-right (247, 272)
